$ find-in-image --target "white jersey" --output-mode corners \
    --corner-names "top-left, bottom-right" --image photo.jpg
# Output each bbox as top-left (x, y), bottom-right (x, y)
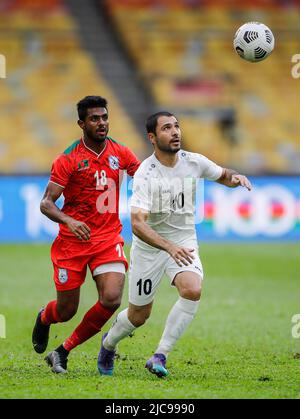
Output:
top-left (130, 150), bottom-right (223, 250)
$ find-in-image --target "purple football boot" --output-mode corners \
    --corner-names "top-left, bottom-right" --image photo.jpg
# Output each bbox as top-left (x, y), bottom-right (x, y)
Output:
top-left (97, 333), bottom-right (115, 376)
top-left (145, 353), bottom-right (168, 378)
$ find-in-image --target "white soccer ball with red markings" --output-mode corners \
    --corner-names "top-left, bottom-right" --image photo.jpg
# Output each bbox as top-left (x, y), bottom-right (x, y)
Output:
top-left (233, 22), bottom-right (275, 62)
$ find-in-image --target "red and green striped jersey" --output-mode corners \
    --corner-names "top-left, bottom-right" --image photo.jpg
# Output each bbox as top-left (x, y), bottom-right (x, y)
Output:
top-left (50, 137), bottom-right (140, 242)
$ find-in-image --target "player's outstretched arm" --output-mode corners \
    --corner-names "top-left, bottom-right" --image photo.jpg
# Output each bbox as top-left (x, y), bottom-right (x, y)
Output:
top-left (40, 182), bottom-right (90, 241)
top-left (217, 168), bottom-right (252, 191)
top-left (131, 207), bottom-right (195, 267)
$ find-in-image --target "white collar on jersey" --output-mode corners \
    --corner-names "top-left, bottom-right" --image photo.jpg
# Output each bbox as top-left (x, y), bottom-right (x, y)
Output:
top-left (152, 151), bottom-right (182, 169)
top-left (82, 137), bottom-right (108, 158)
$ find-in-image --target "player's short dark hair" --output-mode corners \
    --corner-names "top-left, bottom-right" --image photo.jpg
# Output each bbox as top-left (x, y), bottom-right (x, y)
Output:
top-left (146, 111), bottom-right (176, 135)
top-left (77, 96), bottom-right (108, 121)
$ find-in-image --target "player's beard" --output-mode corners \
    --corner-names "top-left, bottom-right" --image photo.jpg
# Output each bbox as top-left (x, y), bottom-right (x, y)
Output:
top-left (86, 126), bottom-right (108, 143)
top-left (156, 138), bottom-right (181, 154)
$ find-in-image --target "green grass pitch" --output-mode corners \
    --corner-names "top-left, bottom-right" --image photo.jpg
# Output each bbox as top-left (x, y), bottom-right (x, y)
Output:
top-left (0, 243), bottom-right (299, 399)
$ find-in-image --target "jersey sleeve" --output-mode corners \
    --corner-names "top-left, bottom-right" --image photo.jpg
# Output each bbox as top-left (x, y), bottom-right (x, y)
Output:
top-left (130, 175), bottom-right (152, 211)
top-left (50, 154), bottom-right (74, 188)
top-left (122, 146), bottom-right (140, 177)
top-left (198, 154), bottom-right (223, 181)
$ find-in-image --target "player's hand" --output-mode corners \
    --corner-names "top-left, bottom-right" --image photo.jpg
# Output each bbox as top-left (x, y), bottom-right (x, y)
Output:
top-left (231, 174), bottom-right (252, 191)
top-left (166, 244), bottom-right (195, 267)
top-left (65, 218), bottom-right (91, 241)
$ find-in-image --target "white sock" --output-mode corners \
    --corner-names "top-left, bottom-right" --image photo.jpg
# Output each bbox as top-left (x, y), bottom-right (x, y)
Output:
top-left (103, 308), bottom-right (136, 350)
top-left (156, 297), bottom-right (200, 357)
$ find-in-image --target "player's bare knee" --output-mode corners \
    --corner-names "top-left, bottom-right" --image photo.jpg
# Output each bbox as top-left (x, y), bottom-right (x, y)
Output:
top-left (101, 294), bottom-right (122, 311)
top-left (131, 314), bottom-right (148, 327)
top-left (192, 287), bottom-right (202, 301)
top-left (180, 286), bottom-right (202, 301)
top-left (129, 309), bottom-right (150, 327)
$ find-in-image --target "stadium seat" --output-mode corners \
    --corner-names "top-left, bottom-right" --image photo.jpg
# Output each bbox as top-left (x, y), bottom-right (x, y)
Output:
top-left (0, 0), bottom-right (146, 173)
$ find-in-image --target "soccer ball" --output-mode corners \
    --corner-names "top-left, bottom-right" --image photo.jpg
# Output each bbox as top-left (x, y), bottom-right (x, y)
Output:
top-left (233, 22), bottom-right (275, 62)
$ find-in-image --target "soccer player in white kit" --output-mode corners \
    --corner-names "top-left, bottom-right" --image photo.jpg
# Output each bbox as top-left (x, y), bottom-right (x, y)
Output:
top-left (97, 111), bottom-right (252, 378)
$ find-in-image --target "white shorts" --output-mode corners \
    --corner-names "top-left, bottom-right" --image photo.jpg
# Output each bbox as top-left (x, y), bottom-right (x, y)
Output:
top-left (128, 241), bottom-right (203, 306)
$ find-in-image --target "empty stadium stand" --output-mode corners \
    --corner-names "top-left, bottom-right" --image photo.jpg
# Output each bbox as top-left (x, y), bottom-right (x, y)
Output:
top-left (0, 0), bottom-right (147, 173)
top-left (105, 0), bottom-right (300, 173)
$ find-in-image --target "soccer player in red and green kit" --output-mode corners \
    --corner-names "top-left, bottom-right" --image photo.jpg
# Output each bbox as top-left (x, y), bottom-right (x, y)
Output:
top-left (32, 96), bottom-right (140, 373)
